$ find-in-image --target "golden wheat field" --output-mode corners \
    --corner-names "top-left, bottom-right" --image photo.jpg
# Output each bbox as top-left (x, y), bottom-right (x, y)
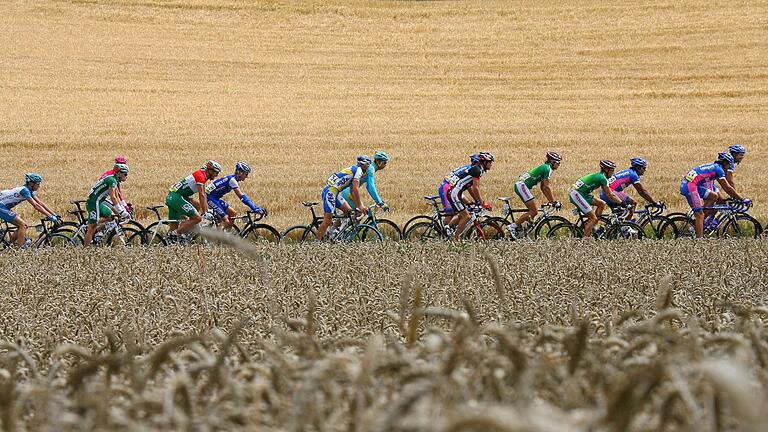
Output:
top-left (1, 239), bottom-right (768, 430)
top-left (0, 0), bottom-right (766, 227)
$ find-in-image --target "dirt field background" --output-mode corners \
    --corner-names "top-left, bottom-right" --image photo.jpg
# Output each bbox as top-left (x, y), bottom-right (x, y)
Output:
top-left (1, 0), bottom-right (766, 227)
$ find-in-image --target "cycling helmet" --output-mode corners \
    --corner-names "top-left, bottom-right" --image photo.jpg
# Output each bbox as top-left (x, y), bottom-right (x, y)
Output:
top-left (24, 172), bottom-right (43, 184)
top-left (630, 157), bottom-right (648, 168)
top-left (114, 163), bottom-right (129, 174)
top-left (546, 151), bottom-right (562, 163)
top-left (373, 150), bottom-right (390, 162)
top-left (716, 152), bottom-right (734, 165)
top-left (202, 160), bottom-right (222, 174)
top-left (470, 153), bottom-right (481, 163)
top-left (357, 155), bottom-right (373, 167)
top-left (114, 155), bottom-right (128, 164)
top-left (600, 160), bottom-right (617, 170)
top-left (729, 144), bottom-right (746, 154)
top-left (477, 152), bottom-right (495, 162)
top-left (235, 161), bottom-right (252, 173)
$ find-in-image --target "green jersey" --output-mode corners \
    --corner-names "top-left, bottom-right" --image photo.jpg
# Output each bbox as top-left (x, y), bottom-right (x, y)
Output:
top-left (88, 175), bottom-right (118, 202)
top-left (518, 163), bottom-right (552, 189)
top-left (572, 172), bottom-right (608, 196)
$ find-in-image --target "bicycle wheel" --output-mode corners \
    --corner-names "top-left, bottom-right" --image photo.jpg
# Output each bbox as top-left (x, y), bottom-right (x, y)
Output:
top-left (143, 221), bottom-right (172, 246)
top-left (546, 222), bottom-right (580, 238)
top-left (242, 223), bottom-right (281, 243)
top-left (281, 225), bottom-right (315, 244)
top-left (483, 217), bottom-right (512, 239)
top-left (350, 224), bottom-right (383, 242)
top-left (660, 215), bottom-right (692, 239)
top-left (105, 226), bottom-right (144, 246)
top-left (402, 215), bottom-right (434, 237)
top-left (720, 214), bottom-right (763, 238)
top-left (37, 232), bottom-right (79, 248)
top-left (606, 221), bottom-right (645, 240)
top-left (405, 221), bottom-right (442, 241)
top-left (464, 220), bottom-right (505, 240)
top-left (532, 216), bottom-right (572, 239)
top-left (373, 219), bottom-right (402, 241)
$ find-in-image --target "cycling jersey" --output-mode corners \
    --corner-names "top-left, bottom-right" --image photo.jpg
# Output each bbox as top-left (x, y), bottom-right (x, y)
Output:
top-left (170, 170), bottom-right (208, 197)
top-left (339, 164), bottom-right (383, 204)
top-left (608, 168), bottom-right (641, 192)
top-left (572, 172), bottom-right (608, 196)
top-left (0, 186), bottom-right (34, 209)
top-left (88, 175), bottom-right (118, 203)
top-left (519, 163), bottom-right (552, 189)
top-left (680, 163), bottom-right (725, 212)
top-left (440, 164), bottom-right (485, 212)
top-left (682, 163), bottom-right (726, 187)
top-left (206, 174), bottom-right (240, 200)
top-left (326, 165), bottom-right (364, 192)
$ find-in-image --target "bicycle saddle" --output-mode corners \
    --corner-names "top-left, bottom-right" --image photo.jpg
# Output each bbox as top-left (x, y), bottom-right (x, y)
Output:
top-left (423, 196), bottom-right (439, 201)
top-left (302, 201), bottom-right (319, 207)
top-left (146, 205), bottom-right (164, 211)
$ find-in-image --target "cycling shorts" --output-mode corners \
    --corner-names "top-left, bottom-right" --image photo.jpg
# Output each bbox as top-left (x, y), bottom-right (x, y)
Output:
top-left (86, 199), bottom-right (112, 224)
top-left (514, 181), bottom-right (534, 203)
top-left (322, 185), bottom-right (346, 214)
top-left (600, 190), bottom-right (633, 209)
top-left (438, 181), bottom-right (455, 213)
top-left (208, 197), bottom-right (230, 219)
top-left (680, 181), bottom-right (710, 213)
top-left (166, 191), bottom-right (197, 221)
top-left (0, 204), bottom-right (17, 223)
top-left (569, 189), bottom-right (594, 215)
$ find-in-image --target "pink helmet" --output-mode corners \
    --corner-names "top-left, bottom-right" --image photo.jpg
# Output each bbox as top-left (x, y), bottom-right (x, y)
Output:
top-left (114, 155), bottom-right (128, 164)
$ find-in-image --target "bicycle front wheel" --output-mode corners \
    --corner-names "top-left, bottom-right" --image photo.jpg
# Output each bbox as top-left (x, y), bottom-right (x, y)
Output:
top-left (720, 214), bottom-right (763, 238)
top-left (403, 215), bottom-right (434, 238)
top-left (38, 232), bottom-right (80, 248)
top-left (606, 221), bottom-right (645, 240)
top-left (242, 223), bottom-right (281, 243)
top-left (546, 222), bottom-right (579, 238)
top-left (281, 225), bottom-right (315, 244)
top-left (660, 215), bottom-right (692, 239)
top-left (405, 221), bottom-right (442, 241)
top-left (464, 220), bottom-right (504, 241)
top-left (533, 216), bottom-right (572, 239)
top-left (350, 224), bottom-right (383, 242)
top-left (373, 219), bottom-right (402, 241)
top-left (105, 227), bottom-right (144, 246)
top-left (640, 216), bottom-right (676, 240)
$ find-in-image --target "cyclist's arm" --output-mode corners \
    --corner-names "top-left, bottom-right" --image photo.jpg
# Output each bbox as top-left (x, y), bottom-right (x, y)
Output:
top-left (540, 179), bottom-right (555, 202)
top-left (234, 187), bottom-right (262, 212)
top-left (197, 186), bottom-right (208, 214)
top-left (725, 171), bottom-right (736, 190)
top-left (468, 179), bottom-right (481, 203)
top-left (349, 179), bottom-right (364, 209)
top-left (25, 197), bottom-right (55, 218)
top-left (632, 183), bottom-right (656, 204)
top-left (365, 166), bottom-right (383, 204)
top-left (601, 185), bottom-right (623, 204)
top-left (716, 177), bottom-right (743, 200)
top-left (108, 187), bottom-right (123, 215)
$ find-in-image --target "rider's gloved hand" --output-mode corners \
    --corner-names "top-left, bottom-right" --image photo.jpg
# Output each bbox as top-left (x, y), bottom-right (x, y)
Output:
top-left (48, 214), bottom-right (60, 223)
top-left (481, 201), bottom-right (492, 211)
top-left (549, 201), bottom-right (562, 210)
top-left (119, 210), bottom-right (131, 220)
top-left (379, 202), bottom-right (390, 212)
top-left (202, 210), bottom-right (215, 221)
top-left (742, 198), bottom-right (752, 205)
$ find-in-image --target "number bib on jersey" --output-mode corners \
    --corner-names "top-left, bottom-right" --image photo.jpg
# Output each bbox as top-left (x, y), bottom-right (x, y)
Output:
top-left (684, 170), bottom-right (698, 182)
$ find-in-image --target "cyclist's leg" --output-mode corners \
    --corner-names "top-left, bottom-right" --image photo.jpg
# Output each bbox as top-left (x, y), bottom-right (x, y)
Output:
top-left (570, 190), bottom-right (595, 238)
top-left (209, 198), bottom-right (230, 230)
top-left (514, 182), bottom-right (537, 226)
top-left (166, 192), bottom-right (182, 232)
top-left (438, 181), bottom-right (455, 226)
top-left (176, 199), bottom-right (201, 235)
top-left (0, 205), bottom-right (24, 247)
top-left (316, 186), bottom-right (338, 240)
top-left (681, 183), bottom-right (705, 237)
top-left (223, 205), bottom-right (237, 231)
top-left (450, 189), bottom-right (470, 240)
top-left (85, 200), bottom-right (110, 246)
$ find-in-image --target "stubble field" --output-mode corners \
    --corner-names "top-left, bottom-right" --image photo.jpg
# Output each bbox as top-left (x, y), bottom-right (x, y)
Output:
top-left (2, 1), bottom-right (768, 430)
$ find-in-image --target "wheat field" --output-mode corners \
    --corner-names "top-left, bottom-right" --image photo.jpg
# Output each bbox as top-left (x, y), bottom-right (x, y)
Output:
top-left (0, 1), bottom-right (766, 227)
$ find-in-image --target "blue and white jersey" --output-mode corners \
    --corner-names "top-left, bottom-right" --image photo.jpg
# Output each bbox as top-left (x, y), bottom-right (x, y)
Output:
top-left (205, 174), bottom-right (240, 200)
top-left (727, 160), bottom-right (737, 173)
top-left (444, 164), bottom-right (484, 193)
top-left (0, 186), bottom-right (34, 209)
top-left (607, 168), bottom-right (641, 192)
top-left (326, 165), bottom-right (364, 192)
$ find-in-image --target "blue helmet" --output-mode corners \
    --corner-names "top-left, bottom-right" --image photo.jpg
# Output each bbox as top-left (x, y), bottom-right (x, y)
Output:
top-left (373, 150), bottom-right (390, 162)
top-left (716, 152), bottom-right (734, 165)
top-left (630, 157), bottom-right (648, 168)
top-left (729, 144), bottom-right (746, 155)
top-left (470, 153), bottom-right (481, 163)
top-left (235, 161), bottom-right (252, 173)
top-left (24, 172), bottom-right (43, 184)
top-left (357, 155), bottom-right (372, 168)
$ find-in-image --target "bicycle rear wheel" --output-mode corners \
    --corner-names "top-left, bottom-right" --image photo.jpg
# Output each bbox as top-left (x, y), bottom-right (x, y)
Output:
top-left (720, 214), bottom-right (763, 238)
top-left (639, 216), bottom-right (674, 240)
top-left (281, 225), bottom-right (315, 244)
top-left (403, 215), bottom-right (434, 238)
top-left (606, 221), bottom-right (645, 240)
top-left (546, 222), bottom-right (579, 238)
top-left (142, 221), bottom-right (172, 246)
top-left (464, 220), bottom-right (504, 240)
top-left (38, 232), bottom-right (80, 248)
top-left (405, 221), bottom-right (442, 241)
top-left (660, 215), bottom-right (692, 239)
top-left (242, 223), bottom-right (281, 243)
top-left (532, 216), bottom-right (572, 239)
top-left (105, 227), bottom-right (144, 246)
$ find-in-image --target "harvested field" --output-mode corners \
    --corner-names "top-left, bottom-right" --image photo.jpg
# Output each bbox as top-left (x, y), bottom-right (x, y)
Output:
top-left (1, 240), bottom-right (768, 430)
top-left (1, 1), bottom-right (766, 227)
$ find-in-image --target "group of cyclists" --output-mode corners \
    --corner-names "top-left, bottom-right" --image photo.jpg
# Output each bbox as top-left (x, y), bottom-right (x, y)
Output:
top-left (0, 143), bottom-right (751, 247)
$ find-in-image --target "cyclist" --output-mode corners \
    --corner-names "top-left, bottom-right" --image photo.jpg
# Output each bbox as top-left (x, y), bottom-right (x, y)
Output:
top-left (439, 152), bottom-right (494, 241)
top-left (205, 161), bottom-right (265, 231)
top-left (315, 155), bottom-right (371, 240)
top-left (339, 150), bottom-right (390, 211)
top-left (99, 156), bottom-right (131, 217)
top-left (0, 173), bottom-right (61, 248)
top-left (166, 160), bottom-right (222, 242)
top-left (84, 164), bottom-right (130, 246)
top-left (599, 157), bottom-right (661, 219)
top-left (680, 152), bottom-right (747, 238)
top-left (704, 144), bottom-right (747, 227)
top-left (507, 151), bottom-right (561, 238)
top-left (569, 160), bottom-right (623, 238)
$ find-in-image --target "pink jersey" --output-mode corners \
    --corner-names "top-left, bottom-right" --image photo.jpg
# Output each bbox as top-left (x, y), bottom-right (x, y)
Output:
top-left (99, 169), bottom-right (116, 181)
